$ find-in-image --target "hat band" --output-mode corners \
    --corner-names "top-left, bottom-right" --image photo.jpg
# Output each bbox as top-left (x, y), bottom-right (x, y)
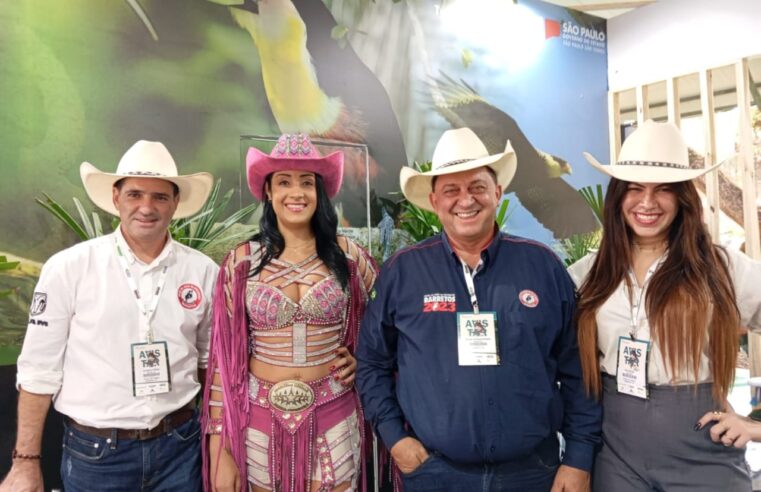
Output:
top-left (617, 160), bottom-right (687, 170)
top-left (437, 158), bottom-right (474, 169)
top-left (124, 171), bottom-right (167, 176)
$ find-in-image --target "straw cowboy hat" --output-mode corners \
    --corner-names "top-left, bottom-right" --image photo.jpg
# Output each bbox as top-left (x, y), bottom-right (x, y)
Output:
top-left (80, 140), bottom-right (213, 219)
top-left (246, 133), bottom-right (344, 201)
top-left (400, 127), bottom-right (517, 212)
top-left (583, 119), bottom-right (724, 183)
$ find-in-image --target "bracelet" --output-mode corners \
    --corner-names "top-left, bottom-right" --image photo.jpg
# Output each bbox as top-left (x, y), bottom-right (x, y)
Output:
top-left (12, 449), bottom-right (41, 460)
top-left (206, 418), bottom-right (223, 435)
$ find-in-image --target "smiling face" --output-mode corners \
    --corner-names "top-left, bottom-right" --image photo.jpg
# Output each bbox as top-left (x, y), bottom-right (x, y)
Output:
top-left (266, 170), bottom-right (318, 230)
top-left (428, 166), bottom-right (501, 246)
top-left (621, 181), bottom-right (678, 243)
top-left (112, 177), bottom-right (178, 248)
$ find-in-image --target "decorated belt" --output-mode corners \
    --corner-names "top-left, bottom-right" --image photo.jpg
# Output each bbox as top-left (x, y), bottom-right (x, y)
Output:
top-left (249, 373), bottom-right (352, 434)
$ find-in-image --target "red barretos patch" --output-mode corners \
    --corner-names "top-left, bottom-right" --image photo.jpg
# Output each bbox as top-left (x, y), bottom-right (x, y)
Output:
top-left (178, 283), bottom-right (202, 309)
top-left (423, 293), bottom-right (456, 313)
top-left (519, 290), bottom-right (539, 308)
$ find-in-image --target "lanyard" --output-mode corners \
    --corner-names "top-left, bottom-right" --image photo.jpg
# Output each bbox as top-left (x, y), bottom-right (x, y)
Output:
top-left (627, 254), bottom-right (667, 340)
top-left (114, 239), bottom-right (169, 343)
top-left (460, 260), bottom-right (480, 314)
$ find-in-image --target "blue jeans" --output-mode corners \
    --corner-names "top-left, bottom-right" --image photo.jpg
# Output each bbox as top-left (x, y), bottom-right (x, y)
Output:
top-left (60, 412), bottom-right (202, 492)
top-left (402, 438), bottom-right (560, 492)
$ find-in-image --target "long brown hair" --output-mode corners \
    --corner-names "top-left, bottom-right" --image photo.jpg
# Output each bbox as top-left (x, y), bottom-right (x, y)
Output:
top-left (576, 178), bottom-right (739, 403)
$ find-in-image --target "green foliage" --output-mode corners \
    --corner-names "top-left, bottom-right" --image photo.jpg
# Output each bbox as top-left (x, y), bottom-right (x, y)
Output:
top-left (35, 180), bottom-right (258, 255)
top-left (0, 256), bottom-right (20, 299)
top-left (557, 230), bottom-right (602, 267)
top-left (556, 184), bottom-right (606, 266)
top-left (170, 180), bottom-right (259, 252)
top-left (578, 184), bottom-right (604, 224)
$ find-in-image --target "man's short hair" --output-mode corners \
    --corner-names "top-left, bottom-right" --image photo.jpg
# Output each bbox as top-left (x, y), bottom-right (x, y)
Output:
top-left (114, 177), bottom-right (180, 197)
top-left (431, 166), bottom-right (498, 192)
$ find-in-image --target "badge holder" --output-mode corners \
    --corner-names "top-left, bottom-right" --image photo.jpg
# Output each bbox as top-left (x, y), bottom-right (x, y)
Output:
top-left (457, 311), bottom-right (499, 366)
top-left (615, 336), bottom-right (650, 399)
top-left (131, 341), bottom-right (172, 396)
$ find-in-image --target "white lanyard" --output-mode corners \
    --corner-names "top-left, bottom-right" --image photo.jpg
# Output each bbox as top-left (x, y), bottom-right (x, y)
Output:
top-left (627, 254), bottom-right (667, 340)
top-left (114, 239), bottom-right (169, 343)
top-left (460, 260), bottom-right (480, 314)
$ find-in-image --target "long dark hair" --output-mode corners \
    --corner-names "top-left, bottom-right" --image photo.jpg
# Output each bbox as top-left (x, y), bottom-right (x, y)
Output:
top-left (576, 178), bottom-right (739, 403)
top-left (250, 173), bottom-right (349, 288)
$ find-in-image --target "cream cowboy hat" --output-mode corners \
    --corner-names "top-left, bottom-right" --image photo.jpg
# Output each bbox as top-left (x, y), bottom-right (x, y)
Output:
top-left (80, 140), bottom-right (213, 219)
top-left (583, 120), bottom-right (725, 183)
top-left (400, 127), bottom-right (517, 212)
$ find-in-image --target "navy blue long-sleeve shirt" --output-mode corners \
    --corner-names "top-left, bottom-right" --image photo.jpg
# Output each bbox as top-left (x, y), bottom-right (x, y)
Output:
top-left (356, 231), bottom-right (601, 471)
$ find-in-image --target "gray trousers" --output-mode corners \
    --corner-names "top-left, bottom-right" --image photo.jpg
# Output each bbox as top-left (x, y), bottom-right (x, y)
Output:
top-left (593, 375), bottom-right (751, 492)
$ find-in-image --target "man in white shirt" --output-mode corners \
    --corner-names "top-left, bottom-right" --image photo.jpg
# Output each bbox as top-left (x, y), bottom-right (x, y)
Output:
top-left (0, 141), bottom-right (217, 492)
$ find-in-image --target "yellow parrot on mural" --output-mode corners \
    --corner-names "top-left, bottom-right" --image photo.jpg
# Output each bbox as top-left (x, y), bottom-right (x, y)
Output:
top-left (230, 2), bottom-right (342, 134)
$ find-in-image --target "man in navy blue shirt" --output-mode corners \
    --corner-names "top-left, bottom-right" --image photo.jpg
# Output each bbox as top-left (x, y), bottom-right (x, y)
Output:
top-left (356, 128), bottom-right (601, 491)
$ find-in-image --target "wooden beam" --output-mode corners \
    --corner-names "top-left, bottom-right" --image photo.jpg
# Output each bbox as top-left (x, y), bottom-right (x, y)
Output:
top-left (608, 91), bottom-right (621, 163)
top-left (575, 1), bottom-right (655, 11)
top-left (636, 84), bottom-right (649, 126)
top-left (699, 69), bottom-right (720, 239)
top-left (666, 77), bottom-right (680, 126)
top-left (735, 58), bottom-right (761, 259)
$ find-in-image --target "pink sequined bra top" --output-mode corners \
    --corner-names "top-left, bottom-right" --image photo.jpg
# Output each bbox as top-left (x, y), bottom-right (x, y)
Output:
top-left (247, 253), bottom-right (347, 367)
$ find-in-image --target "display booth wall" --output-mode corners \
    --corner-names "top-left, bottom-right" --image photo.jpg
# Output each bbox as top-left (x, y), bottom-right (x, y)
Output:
top-left (0, 0), bottom-right (609, 486)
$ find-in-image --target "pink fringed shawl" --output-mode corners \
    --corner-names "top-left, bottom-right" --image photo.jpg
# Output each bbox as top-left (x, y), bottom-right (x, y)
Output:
top-left (201, 241), bottom-right (372, 492)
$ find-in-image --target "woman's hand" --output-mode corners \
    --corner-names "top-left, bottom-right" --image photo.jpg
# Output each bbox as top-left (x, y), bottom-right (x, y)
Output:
top-left (696, 410), bottom-right (760, 449)
top-left (209, 435), bottom-right (240, 492)
top-left (331, 346), bottom-right (357, 386)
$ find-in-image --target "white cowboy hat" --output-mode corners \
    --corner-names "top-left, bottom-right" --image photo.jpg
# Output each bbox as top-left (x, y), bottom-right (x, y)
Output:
top-left (80, 140), bottom-right (213, 219)
top-left (583, 119), bottom-right (724, 183)
top-left (400, 127), bottom-right (517, 212)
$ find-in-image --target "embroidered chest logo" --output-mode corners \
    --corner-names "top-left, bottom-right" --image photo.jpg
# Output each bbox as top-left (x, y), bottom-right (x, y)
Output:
top-left (518, 289), bottom-right (539, 308)
top-left (423, 293), bottom-right (456, 312)
top-left (178, 284), bottom-right (202, 309)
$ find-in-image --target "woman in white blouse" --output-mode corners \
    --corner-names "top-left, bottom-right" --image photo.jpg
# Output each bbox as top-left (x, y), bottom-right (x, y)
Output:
top-left (569, 120), bottom-right (761, 491)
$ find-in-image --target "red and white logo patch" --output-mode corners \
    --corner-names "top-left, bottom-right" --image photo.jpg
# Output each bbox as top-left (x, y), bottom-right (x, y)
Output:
top-left (423, 293), bottom-right (456, 313)
top-left (519, 289), bottom-right (539, 308)
top-left (178, 283), bottom-right (202, 309)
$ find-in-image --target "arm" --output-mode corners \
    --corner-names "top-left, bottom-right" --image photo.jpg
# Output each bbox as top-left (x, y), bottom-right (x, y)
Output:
top-left (726, 248), bottom-right (761, 332)
top-left (355, 263), bottom-right (409, 452)
top-left (0, 390), bottom-right (51, 492)
top-left (553, 267), bottom-right (602, 474)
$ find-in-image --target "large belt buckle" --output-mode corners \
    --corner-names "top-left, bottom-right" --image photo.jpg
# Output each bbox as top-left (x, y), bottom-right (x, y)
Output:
top-left (268, 380), bottom-right (315, 412)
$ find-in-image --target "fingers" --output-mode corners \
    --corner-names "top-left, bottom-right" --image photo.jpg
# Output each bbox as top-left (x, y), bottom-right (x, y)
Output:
top-left (331, 347), bottom-right (356, 385)
top-left (695, 411), bottom-right (722, 430)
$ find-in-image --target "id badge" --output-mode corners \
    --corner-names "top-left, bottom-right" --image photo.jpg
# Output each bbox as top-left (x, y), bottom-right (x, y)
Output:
top-left (131, 341), bottom-right (172, 396)
top-left (457, 312), bottom-right (499, 366)
top-left (616, 337), bottom-right (649, 399)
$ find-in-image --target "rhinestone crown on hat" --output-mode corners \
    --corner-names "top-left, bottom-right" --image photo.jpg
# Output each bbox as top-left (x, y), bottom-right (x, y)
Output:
top-left (274, 133), bottom-right (314, 157)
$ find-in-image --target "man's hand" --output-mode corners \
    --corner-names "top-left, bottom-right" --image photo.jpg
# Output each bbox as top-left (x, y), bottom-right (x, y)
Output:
top-left (550, 464), bottom-right (590, 492)
top-left (0, 460), bottom-right (44, 492)
top-left (209, 436), bottom-right (240, 492)
top-left (390, 437), bottom-right (429, 474)
top-left (332, 347), bottom-right (357, 386)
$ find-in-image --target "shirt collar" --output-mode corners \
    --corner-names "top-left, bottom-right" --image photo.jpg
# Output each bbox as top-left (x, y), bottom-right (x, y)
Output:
top-left (440, 225), bottom-right (502, 267)
top-left (114, 226), bottom-right (175, 267)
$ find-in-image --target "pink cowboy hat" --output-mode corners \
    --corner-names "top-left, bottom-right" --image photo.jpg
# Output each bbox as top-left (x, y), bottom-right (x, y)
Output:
top-left (246, 133), bottom-right (344, 201)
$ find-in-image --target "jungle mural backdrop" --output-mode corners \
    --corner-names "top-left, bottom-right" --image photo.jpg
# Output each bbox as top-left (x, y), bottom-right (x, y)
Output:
top-left (0, 0), bottom-right (607, 483)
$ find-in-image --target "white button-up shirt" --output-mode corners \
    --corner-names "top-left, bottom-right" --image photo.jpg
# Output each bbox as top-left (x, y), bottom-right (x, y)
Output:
top-left (17, 228), bottom-right (218, 429)
top-left (568, 247), bottom-right (761, 385)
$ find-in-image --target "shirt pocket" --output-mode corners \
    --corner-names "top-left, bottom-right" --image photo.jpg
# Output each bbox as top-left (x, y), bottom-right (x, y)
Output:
top-left (500, 311), bottom-right (556, 395)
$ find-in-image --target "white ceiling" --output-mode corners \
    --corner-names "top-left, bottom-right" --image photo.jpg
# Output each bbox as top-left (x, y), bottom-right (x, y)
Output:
top-left (542, 0), bottom-right (656, 19)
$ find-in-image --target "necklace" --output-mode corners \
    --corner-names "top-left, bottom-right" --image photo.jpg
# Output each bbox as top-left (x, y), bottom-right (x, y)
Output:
top-left (632, 240), bottom-right (667, 253)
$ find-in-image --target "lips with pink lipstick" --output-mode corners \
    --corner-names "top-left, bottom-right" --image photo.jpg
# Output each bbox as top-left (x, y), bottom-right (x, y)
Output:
top-left (285, 203), bottom-right (307, 213)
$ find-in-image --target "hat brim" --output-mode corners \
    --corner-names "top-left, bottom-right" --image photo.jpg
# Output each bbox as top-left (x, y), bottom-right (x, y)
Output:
top-left (80, 162), bottom-right (214, 219)
top-left (246, 146), bottom-right (344, 201)
top-left (400, 142), bottom-right (517, 212)
top-left (582, 152), bottom-right (726, 184)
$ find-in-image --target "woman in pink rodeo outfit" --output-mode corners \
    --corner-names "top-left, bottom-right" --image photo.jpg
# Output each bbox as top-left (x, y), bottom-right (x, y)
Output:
top-left (202, 134), bottom-right (377, 492)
